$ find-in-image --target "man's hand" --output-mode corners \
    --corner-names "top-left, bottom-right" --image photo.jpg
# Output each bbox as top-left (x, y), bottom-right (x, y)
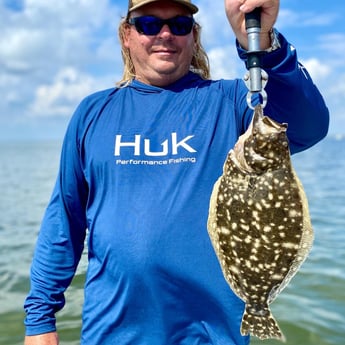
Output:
top-left (24, 332), bottom-right (59, 345)
top-left (224, 0), bottom-right (279, 50)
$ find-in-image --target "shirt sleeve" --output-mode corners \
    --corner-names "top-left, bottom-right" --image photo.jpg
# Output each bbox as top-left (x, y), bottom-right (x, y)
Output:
top-left (237, 31), bottom-right (330, 154)
top-left (24, 102), bottom-right (89, 336)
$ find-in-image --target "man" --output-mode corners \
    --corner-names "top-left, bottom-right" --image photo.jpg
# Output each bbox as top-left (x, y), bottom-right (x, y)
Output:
top-left (24, 0), bottom-right (329, 344)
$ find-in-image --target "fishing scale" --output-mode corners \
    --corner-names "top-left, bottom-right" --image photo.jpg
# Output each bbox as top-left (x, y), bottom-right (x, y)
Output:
top-left (244, 7), bottom-right (268, 109)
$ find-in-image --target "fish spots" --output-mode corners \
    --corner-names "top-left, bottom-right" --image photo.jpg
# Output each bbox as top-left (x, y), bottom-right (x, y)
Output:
top-left (245, 236), bottom-right (252, 244)
top-left (241, 224), bottom-right (250, 231)
top-left (289, 209), bottom-right (301, 218)
top-left (279, 232), bottom-right (286, 239)
top-left (282, 242), bottom-right (299, 250)
top-left (255, 203), bottom-right (263, 211)
top-left (271, 274), bottom-right (284, 280)
top-left (246, 260), bottom-right (253, 269)
top-left (220, 226), bottom-right (231, 235)
top-left (252, 210), bottom-right (259, 220)
top-left (263, 226), bottom-right (272, 233)
top-left (207, 105), bottom-right (313, 341)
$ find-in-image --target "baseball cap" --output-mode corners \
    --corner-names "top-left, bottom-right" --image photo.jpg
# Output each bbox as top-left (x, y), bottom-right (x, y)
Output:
top-left (128, 0), bottom-right (199, 14)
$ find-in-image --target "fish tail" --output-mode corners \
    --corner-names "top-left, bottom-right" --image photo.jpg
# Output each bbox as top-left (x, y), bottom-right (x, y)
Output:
top-left (240, 305), bottom-right (286, 342)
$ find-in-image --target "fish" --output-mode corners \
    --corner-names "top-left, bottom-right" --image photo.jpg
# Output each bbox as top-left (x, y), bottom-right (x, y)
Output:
top-left (207, 105), bottom-right (313, 342)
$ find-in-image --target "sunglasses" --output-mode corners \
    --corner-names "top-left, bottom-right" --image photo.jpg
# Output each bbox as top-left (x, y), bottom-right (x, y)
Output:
top-left (127, 15), bottom-right (195, 36)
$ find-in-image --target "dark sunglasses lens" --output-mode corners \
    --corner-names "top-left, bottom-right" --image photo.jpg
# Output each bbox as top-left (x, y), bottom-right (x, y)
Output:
top-left (135, 17), bottom-right (163, 35)
top-left (130, 16), bottom-right (194, 36)
top-left (170, 16), bottom-right (194, 35)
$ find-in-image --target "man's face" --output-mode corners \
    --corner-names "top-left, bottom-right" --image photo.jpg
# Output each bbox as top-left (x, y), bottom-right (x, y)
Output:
top-left (124, 2), bottom-right (196, 86)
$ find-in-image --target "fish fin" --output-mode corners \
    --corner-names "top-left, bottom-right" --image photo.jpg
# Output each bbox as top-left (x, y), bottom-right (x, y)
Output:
top-left (240, 306), bottom-right (286, 342)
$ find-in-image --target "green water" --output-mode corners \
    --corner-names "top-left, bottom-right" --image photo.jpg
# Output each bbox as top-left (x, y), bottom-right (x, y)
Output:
top-left (0, 138), bottom-right (344, 344)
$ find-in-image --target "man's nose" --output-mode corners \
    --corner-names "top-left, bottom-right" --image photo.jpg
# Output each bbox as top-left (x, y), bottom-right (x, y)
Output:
top-left (158, 24), bottom-right (174, 38)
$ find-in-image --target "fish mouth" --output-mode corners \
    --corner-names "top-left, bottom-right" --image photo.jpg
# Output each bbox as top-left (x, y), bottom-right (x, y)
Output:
top-left (262, 115), bottom-right (288, 132)
top-left (252, 105), bottom-right (288, 135)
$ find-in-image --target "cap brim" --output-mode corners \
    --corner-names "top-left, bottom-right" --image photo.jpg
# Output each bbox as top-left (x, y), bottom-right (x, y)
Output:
top-left (129, 0), bottom-right (198, 14)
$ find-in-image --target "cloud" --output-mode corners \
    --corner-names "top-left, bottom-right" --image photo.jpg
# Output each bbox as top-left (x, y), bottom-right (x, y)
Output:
top-left (300, 32), bottom-right (345, 132)
top-left (195, 0), bottom-right (242, 80)
top-left (301, 58), bottom-right (331, 83)
top-left (0, 0), bottom-right (122, 122)
top-left (0, 0), bottom-right (344, 138)
top-left (318, 33), bottom-right (345, 60)
top-left (277, 9), bottom-right (339, 29)
top-left (207, 47), bottom-right (241, 80)
top-left (29, 67), bottom-right (96, 117)
top-left (195, 0), bottom-right (234, 46)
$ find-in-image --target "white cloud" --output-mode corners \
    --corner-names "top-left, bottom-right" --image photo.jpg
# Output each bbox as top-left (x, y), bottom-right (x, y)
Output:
top-left (196, 0), bottom-right (233, 46)
top-left (195, 0), bottom-right (241, 79)
top-left (0, 0), bottom-right (122, 122)
top-left (318, 33), bottom-right (345, 60)
top-left (207, 47), bottom-right (241, 80)
top-left (301, 58), bottom-right (331, 83)
top-left (0, 0), bottom-right (345, 138)
top-left (277, 9), bottom-right (339, 29)
top-left (29, 67), bottom-right (96, 117)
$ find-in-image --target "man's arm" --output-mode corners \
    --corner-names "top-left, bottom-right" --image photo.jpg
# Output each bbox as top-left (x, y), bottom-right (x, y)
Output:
top-left (226, 0), bottom-right (329, 153)
top-left (24, 332), bottom-right (59, 345)
top-left (24, 100), bottom-right (89, 338)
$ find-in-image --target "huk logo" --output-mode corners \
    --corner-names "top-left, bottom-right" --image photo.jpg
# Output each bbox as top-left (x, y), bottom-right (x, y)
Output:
top-left (114, 132), bottom-right (197, 157)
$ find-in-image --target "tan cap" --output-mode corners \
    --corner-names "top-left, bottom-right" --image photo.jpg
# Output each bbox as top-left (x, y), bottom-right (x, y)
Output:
top-left (128, 0), bottom-right (199, 14)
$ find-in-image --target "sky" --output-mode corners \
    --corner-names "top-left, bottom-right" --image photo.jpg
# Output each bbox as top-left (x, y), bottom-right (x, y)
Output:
top-left (0, 0), bottom-right (344, 141)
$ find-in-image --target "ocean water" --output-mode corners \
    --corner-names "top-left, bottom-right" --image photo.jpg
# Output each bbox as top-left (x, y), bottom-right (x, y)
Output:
top-left (0, 137), bottom-right (344, 345)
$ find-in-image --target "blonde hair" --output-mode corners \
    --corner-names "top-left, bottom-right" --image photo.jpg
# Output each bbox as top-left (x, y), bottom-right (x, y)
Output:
top-left (117, 18), bottom-right (210, 86)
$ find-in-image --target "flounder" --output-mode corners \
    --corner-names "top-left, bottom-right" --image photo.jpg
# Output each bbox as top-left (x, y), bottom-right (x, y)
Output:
top-left (207, 105), bottom-right (313, 342)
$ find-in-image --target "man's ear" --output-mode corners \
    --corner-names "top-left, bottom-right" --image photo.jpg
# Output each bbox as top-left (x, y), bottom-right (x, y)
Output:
top-left (121, 22), bottom-right (132, 49)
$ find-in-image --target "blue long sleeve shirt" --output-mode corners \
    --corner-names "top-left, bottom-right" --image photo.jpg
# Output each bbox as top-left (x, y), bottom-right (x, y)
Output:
top-left (24, 33), bottom-right (329, 344)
